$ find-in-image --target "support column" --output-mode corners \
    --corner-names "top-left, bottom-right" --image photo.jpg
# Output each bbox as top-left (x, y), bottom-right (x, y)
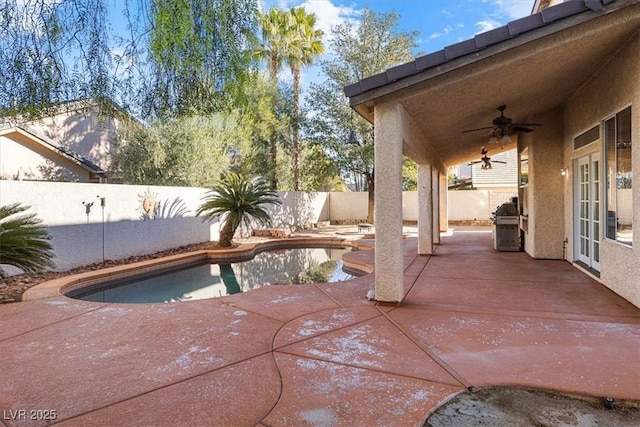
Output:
top-left (432, 167), bottom-right (440, 244)
top-left (373, 103), bottom-right (404, 302)
top-left (440, 171), bottom-right (448, 232)
top-left (418, 163), bottom-right (433, 255)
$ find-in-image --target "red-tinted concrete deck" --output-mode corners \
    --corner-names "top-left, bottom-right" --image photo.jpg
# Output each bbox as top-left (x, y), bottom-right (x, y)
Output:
top-left (1, 230), bottom-right (638, 426)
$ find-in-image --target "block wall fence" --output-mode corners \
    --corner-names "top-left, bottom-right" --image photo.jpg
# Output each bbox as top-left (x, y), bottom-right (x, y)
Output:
top-left (0, 180), bottom-right (514, 273)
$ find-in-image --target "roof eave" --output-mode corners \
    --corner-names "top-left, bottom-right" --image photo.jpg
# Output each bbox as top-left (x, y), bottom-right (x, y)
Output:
top-left (345, 0), bottom-right (637, 121)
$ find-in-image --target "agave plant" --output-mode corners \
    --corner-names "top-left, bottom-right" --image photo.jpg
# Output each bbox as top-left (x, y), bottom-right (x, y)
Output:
top-left (0, 203), bottom-right (55, 278)
top-left (196, 173), bottom-right (282, 247)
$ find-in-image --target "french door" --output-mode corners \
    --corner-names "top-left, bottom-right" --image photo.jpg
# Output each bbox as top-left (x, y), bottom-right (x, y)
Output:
top-left (575, 153), bottom-right (601, 271)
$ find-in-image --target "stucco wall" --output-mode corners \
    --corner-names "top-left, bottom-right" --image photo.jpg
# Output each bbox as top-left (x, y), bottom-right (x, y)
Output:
top-left (1, 180), bottom-right (505, 277)
top-left (0, 181), bottom-right (218, 272)
top-left (327, 191), bottom-right (419, 222)
top-left (25, 103), bottom-right (117, 171)
top-left (448, 190), bottom-right (517, 222)
top-left (563, 31), bottom-right (640, 307)
top-left (0, 133), bottom-right (93, 182)
top-left (527, 108), bottom-right (565, 259)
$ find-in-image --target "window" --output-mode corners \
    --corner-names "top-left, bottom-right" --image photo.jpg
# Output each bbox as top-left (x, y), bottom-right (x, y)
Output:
top-left (574, 125), bottom-right (600, 150)
top-left (604, 106), bottom-right (632, 245)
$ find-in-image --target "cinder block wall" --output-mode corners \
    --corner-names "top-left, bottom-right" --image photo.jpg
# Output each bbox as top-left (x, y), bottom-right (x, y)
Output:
top-left (2, 181), bottom-right (498, 274)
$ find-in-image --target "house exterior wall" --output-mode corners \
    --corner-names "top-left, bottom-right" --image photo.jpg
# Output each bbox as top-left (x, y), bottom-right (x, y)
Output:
top-left (23, 100), bottom-right (119, 171)
top-left (471, 149), bottom-right (518, 189)
top-left (0, 132), bottom-right (93, 182)
top-left (519, 108), bottom-right (565, 259)
top-left (563, 31), bottom-right (640, 307)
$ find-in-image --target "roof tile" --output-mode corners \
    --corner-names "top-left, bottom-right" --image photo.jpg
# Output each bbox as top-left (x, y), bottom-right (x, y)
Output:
top-left (344, 0), bottom-right (626, 99)
top-left (359, 72), bottom-right (390, 92)
top-left (386, 62), bottom-right (418, 81)
top-left (444, 38), bottom-right (480, 60)
top-left (585, 0), bottom-right (604, 10)
top-left (475, 25), bottom-right (513, 49)
top-left (344, 82), bottom-right (363, 98)
top-left (415, 50), bottom-right (447, 71)
top-left (541, 1), bottom-right (589, 23)
top-left (507, 13), bottom-right (545, 36)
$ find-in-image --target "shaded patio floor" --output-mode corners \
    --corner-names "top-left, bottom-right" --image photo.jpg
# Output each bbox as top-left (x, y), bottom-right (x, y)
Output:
top-left (1, 228), bottom-right (638, 426)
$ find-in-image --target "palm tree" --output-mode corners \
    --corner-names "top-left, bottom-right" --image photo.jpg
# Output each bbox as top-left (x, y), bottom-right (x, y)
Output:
top-left (254, 7), bottom-right (292, 190)
top-left (196, 173), bottom-right (282, 247)
top-left (253, 7), bottom-right (324, 191)
top-left (0, 203), bottom-right (55, 278)
top-left (286, 7), bottom-right (324, 191)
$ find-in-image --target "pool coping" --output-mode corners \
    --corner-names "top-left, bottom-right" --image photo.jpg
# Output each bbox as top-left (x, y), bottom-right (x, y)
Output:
top-left (22, 237), bottom-right (375, 302)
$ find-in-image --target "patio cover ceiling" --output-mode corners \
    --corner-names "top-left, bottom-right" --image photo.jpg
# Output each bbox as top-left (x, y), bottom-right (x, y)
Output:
top-left (345, 0), bottom-right (640, 167)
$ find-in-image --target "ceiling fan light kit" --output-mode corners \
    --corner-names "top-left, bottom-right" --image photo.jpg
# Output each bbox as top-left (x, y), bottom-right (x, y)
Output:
top-left (462, 105), bottom-right (542, 170)
top-left (463, 104), bottom-right (542, 137)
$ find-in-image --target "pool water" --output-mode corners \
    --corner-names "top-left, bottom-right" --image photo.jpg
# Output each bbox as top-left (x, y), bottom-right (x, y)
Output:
top-left (71, 247), bottom-right (358, 303)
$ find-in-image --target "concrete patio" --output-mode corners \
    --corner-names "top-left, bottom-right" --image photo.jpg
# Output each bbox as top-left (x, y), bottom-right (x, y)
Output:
top-left (1, 228), bottom-right (638, 426)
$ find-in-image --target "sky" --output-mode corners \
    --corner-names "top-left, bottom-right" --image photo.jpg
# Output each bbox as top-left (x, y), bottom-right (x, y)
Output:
top-left (263, 0), bottom-right (534, 53)
top-left (260, 0), bottom-right (535, 90)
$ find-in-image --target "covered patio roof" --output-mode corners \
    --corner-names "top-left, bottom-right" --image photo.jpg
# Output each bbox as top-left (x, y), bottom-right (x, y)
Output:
top-left (345, 0), bottom-right (640, 166)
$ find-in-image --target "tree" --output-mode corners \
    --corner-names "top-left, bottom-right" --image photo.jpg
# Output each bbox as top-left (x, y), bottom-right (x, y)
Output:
top-left (252, 7), bottom-right (324, 191)
top-left (286, 7), bottom-right (324, 191)
top-left (252, 7), bottom-right (292, 189)
top-left (145, 0), bottom-right (259, 117)
top-left (0, 0), bottom-right (114, 120)
top-left (0, 203), bottom-right (55, 278)
top-left (111, 113), bottom-right (249, 187)
top-left (0, 0), bottom-right (260, 121)
top-left (228, 71), bottom-right (292, 182)
top-left (196, 173), bottom-right (282, 247)
top-left (305, 8), bottom-right (418, 223)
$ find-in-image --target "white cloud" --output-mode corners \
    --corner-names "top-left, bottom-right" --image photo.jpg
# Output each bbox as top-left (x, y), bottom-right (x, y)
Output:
top-left (473, 1), bottom-right (531, 35)
top-left (441, 8), bottom-right (454, 18)
top-left (261, 0), bottom-right (359, 39)
top-left (292, 0), bottom-right (360, 42)
top-left (475, 19), bottom-right (501, 34)
top-left (491, 0), bottom-right (532, 20)
top-left (429, 26), bottom-right (453, 40)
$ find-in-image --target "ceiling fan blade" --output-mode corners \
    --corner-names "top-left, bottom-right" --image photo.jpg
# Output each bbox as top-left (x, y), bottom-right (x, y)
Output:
top-left (512, 126), bottom-right (534, 133)
top-left (513, 122), bottom-right (541, 126)
top-left (462, 126), bottom-right (494, 133)
top-left (492, 160), bottom-right (507, 164)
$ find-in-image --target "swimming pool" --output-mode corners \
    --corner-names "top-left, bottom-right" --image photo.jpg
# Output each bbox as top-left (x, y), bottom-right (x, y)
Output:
top-left (69, 246), bottom-right (359, 303)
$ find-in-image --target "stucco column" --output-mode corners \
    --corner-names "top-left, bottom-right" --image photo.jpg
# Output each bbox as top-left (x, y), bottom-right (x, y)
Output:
top-left (440, 172), bottom-right (448, 232)
top-left (432, 167), bottom-right (440, 244)
top-left (373, 103), bottom-right (405, 302)
top-left (418, 163), bottom-right (433, 255)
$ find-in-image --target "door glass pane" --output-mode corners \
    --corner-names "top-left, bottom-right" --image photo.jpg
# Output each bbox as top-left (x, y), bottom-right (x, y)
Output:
top-left (616, 107), bottom-right (632, 245)
top-left (605, 108), bottom-right (633, 245)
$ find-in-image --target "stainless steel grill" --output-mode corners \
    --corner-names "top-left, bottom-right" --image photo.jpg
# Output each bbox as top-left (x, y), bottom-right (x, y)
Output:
top-left (492, 201), bottom-right (520, 251)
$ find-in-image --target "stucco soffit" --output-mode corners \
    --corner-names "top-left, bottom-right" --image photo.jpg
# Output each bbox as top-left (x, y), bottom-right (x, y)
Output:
top-left (347, 0), bottom-right (640, 110)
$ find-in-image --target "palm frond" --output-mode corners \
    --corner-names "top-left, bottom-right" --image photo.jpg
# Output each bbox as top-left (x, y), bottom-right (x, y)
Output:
top-left (0, 203), bottom-right (55, 277)
top-left (196, 173), bottom-right (282, 246)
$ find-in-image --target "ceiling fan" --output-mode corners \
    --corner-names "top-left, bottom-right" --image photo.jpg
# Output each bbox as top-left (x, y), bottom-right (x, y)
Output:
top-left (463, 105), bottom-right (541, 143)
top-left (469, 147), bottom-right (506, 170)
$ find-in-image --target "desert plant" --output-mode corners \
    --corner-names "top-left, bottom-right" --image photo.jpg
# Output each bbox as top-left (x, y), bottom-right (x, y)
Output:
top-left (0, 203), bottom-right (55, 278)
top-left (196, 173), bottom-right (282, 247)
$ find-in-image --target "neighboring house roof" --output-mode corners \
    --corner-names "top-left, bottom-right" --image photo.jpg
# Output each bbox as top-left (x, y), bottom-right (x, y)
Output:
top-left (0, 97), bottom-right (128, 128)
top-left (0, 126), bottom-right (105, 176)
top-left (344, 0), bottom-right (640, 167)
